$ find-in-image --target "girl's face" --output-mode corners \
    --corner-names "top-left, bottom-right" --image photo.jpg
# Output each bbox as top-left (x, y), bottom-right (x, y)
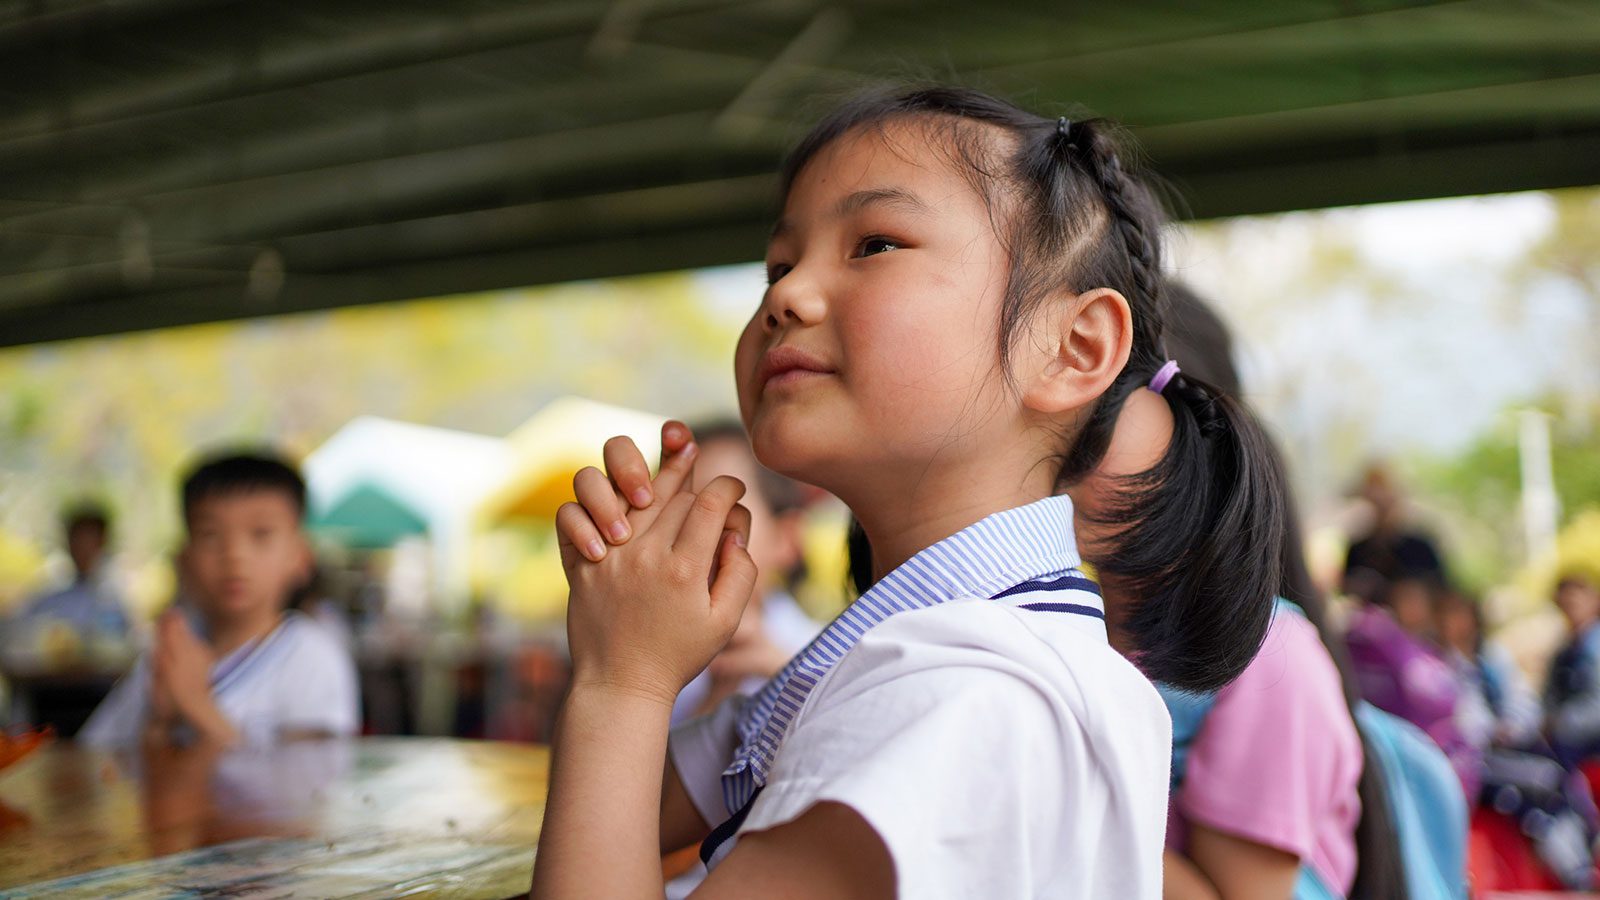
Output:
top-left (735, 123), bottom-right (1014, 494)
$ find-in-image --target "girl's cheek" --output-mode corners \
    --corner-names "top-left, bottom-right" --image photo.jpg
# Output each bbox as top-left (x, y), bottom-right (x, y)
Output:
top-left (733, 329), bottom-right (761, 405)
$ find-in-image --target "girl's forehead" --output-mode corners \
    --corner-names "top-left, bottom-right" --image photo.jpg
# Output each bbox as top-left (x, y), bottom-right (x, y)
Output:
top-left (782, 122), bottom-right (994, 215)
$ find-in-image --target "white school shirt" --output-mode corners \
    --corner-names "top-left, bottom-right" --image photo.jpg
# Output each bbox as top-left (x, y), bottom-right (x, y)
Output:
top-left (79, 611), bottom-right (360, 748)
top-left (669, 496), bottom-right (1171, 899)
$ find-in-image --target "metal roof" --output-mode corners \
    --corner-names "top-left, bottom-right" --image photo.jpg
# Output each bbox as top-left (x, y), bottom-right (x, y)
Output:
top-left (3, 0), bottom-right (1598, 346)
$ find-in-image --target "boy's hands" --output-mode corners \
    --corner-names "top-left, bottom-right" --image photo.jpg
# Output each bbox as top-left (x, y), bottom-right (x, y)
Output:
top-left (148, 609), bottom-right (239, 748)
top-left (556, 422), bottom-right (758, 706)
top-left (154, 609), bottom-right (215, 722)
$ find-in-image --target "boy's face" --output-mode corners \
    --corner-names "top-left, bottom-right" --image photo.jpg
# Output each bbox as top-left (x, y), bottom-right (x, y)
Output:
top-left (66, 522), bottom-right (106, 576)
top-left (1555, 580), bottom-right (1600, 632)
top-left (183, 490), bottom-right (309, 622)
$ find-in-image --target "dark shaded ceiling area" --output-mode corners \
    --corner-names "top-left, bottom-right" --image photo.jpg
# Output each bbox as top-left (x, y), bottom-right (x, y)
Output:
top-left (2, 0), bottom-right (1598, 346)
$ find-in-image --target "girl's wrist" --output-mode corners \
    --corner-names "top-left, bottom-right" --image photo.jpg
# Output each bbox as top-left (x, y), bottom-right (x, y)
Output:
top-left (567, 671), bottom-right (680, 714)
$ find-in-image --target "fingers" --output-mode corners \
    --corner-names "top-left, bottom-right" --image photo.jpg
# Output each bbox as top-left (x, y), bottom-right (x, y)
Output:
top-left (659, 420), bottom-right (694, 465)
top-left (574, 466), bottom-right (631, 545)
top-left (709, 531), bottom-right (758, 626)
top-left (668, 476), bottom-right (747, 558)
top-left (603, 436), bottom-right (655, 510)
top-left (722, 503), bottom-right (752, 550)
top-left (556, 501), bottom-right (608, 565)
top-left (648, 425), bottom-right (699, 509)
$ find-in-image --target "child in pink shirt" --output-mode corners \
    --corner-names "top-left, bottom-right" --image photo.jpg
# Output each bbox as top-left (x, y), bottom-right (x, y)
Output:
top-left (1167, 607), bottom-right (1364, 893)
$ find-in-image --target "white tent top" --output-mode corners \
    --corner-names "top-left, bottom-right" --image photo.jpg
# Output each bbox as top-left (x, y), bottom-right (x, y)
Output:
top-left (304, 415), bottom-right (513, 533)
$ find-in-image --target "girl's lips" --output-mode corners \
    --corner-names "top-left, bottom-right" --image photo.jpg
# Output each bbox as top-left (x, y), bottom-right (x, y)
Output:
top-left (756, 345), bottom-right (836, 395)
top-left (764, 368), bottom-right (832, 392)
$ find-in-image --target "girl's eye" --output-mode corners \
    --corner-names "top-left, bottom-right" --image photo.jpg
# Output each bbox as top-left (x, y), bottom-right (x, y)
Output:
top-left (857, 236), bottom-right (899, 257)
top-left (765, 263), bottom-right (791, 286)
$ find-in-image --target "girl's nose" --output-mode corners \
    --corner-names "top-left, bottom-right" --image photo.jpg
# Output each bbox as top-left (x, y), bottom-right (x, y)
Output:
top-left (761, 268), bottom-right (827, 333)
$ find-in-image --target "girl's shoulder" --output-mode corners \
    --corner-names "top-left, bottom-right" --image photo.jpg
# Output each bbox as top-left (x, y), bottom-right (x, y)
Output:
top-left (819, 598), bottom-right (1167, 741)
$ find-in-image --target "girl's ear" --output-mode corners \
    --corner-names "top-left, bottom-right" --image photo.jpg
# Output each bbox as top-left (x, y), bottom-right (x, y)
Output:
top-left (1021, 287), bottom-right (1133, 415)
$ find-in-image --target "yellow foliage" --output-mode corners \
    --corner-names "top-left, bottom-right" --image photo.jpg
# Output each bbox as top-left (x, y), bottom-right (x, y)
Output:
top-left (0, 530), bottom-right (46, 612)
top-left (1517, 507), bottom-right (1600, 605)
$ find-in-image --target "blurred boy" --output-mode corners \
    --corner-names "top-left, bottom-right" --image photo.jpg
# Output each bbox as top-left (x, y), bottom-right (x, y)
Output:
top-left (80, 452), bottom-right (358, 749)
top-left (1545, 573), bottom-right (1600, 764)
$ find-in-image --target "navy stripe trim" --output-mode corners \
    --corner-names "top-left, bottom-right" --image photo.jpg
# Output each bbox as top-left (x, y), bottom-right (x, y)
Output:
top-left (700, 787), bottom-right (762, 865)
top-left (990, 574), bottom-right (1102, 599)
top-left (1016, 601), bottom-right (1105, 619)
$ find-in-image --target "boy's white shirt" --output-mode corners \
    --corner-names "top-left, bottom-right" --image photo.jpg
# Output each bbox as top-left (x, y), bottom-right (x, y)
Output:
top-left (79, 610), bottom-right (360, 747)
top-left (669, 502), bottom-right (1171, 900)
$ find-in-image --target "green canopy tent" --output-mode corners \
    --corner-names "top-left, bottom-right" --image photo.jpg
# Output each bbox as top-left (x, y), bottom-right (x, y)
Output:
top-left (309, 482), bottom-right (429, 551)
top-left (2, 0), bottom-right (1597, 347)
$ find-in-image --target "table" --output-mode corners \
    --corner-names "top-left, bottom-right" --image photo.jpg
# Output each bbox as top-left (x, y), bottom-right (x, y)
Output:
top-left (0, 737), bottom-right (547, 898)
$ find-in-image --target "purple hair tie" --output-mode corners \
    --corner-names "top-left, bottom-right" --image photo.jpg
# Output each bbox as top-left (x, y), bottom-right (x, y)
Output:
top-left (1147, 359), bottom-right (1180, 394)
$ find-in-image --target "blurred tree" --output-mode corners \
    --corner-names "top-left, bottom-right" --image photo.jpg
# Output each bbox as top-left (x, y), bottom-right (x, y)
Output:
top-left (1416, 396), bottom-right (1600, 592)
top-left (1511, 188), bottom-right (1600, 411)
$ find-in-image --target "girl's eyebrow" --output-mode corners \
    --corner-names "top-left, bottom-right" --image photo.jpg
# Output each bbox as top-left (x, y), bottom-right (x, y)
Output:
top-left (770, 187), bottom-right (932, 239)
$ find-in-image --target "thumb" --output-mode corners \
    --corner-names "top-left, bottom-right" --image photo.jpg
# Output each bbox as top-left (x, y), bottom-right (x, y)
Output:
top-left (709, 532), bottom-right (758, 629)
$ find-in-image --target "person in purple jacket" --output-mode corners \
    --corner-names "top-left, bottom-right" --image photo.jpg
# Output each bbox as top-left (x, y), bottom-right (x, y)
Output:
top-left (1346, 575), bottom-right (1480, 799)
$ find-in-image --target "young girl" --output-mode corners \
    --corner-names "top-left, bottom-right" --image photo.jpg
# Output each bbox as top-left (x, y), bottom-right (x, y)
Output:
top-left (530, 85), bottom-right (1287, 899)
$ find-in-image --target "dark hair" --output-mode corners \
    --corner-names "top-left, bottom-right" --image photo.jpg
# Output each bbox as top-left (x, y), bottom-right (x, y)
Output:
top-left (1164, 282), bottom-right (1408, 900)
top-left (1556, 572), bottom-right (1597, 594)
top-left (181, 450), bottom-right (307, 526)
top-left (62, 502), bottom-right (110, 539)
top-left (809, 86), bottom-right (1283, 693)
top-left (1163, 282), bottom-right (1241, 396)
top-left (689, 417), bottom-right (808, 515)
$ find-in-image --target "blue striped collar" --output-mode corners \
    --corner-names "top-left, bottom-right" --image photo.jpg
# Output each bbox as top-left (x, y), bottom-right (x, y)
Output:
top-left (719, 494), bottom-right (1098, 814)
top-left (210, 611), bottom-right (302, 696)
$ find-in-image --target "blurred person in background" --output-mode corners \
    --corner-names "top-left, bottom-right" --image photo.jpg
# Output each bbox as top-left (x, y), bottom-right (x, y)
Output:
top-left (607, 419), bottom-right (821, 726)
top-left (9, 503), bottom-right (132, 652)
top-left (1437, 590), bottom-right (1539, 753)
top-left (1546, 574), bottom-right (1600, 766)
top-left (1439, 588), bottom-right (1599, 890)
top-left (1346, 575), bottom-right (1479, 799)
top-left (1343, 464), bottom-right (1446, 597)
top-left (80, 451), bottom-right (358, 749)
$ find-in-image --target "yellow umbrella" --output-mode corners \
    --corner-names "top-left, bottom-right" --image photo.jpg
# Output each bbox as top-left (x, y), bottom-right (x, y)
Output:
top-left (479, 396), bottom-right (667, 525)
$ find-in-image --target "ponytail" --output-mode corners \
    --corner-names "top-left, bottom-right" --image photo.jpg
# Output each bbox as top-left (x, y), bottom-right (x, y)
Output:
top-left (1080, 374), bottom-right (1286, 692)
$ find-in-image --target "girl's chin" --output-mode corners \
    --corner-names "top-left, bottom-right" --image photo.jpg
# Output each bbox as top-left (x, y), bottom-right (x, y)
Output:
top-left (748, 413), bottom-right (847, 486)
